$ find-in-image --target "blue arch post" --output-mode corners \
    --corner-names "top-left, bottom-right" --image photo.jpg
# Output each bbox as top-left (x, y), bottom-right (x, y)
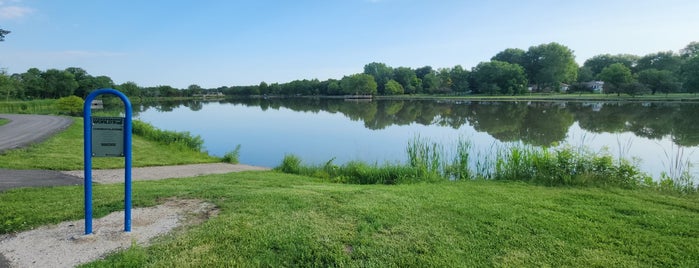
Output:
top-left (83, 88), bottom-right (133, 234)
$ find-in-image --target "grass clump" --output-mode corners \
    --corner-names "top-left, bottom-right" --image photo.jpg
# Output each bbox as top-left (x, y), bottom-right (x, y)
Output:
top-left (0, 118), bottom-right (8, 126)
top-left (221, 144), bottom-right (241, 164)
top-left (132, 120), bottom-right (204, 152)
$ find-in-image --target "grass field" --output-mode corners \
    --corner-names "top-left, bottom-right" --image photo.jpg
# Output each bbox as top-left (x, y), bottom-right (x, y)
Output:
top-left (0, 172), bottom-right (696, 267)
top-left (0, 118), bottom-right (219, 170)
top-left (1, 111), bottom-right (698, 266)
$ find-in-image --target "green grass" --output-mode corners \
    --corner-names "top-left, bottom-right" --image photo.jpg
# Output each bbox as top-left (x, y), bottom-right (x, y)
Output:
top-left (0, 172), bottom-right (695, 267)
top-left (0, 118), bottom-right (8, 126)
top-left (0, 99), bottom-right (58, 114)
top-left (0, 118), bottom-right (219, 170)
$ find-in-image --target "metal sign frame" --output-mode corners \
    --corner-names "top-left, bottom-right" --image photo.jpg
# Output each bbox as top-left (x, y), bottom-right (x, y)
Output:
top-left (83, 88), bottom-right (133, 234)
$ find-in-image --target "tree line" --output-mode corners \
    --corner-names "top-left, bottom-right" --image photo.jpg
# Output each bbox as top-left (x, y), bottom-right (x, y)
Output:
top-left (1, 41), bottom-right (699, 100)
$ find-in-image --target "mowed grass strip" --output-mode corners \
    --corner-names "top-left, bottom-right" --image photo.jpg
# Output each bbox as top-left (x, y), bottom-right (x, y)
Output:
top-left (0, 118), bottom-right (219, 170)
top-left (2, 172), bottom-right (696, 267)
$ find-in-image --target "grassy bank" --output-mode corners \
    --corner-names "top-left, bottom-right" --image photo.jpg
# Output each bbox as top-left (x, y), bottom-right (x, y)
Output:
top-left (0, 172), bottom-right (696, 266)
top-left (0, 118), bottom-right (219, 170)
top-left (278, 137), bottom-right (697, 194)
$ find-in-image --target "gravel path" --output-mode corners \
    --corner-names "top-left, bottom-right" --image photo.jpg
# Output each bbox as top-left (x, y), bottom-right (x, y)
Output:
top-left (61, 163), bottom-right (270, 184)
top-left (0, 114), bottom-right (72, 153)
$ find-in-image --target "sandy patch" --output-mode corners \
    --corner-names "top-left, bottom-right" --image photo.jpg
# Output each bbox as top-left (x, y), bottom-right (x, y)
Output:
top-left (0, 199), bottom-right (218, 268)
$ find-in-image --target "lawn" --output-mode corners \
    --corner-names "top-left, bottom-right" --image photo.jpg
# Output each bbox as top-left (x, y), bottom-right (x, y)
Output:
top-left (0, 172), bottom-right (696, 267)
top-left (0, 112), bottom-right (697, 266)
top-left (0, 117), bottom-right (219, 170)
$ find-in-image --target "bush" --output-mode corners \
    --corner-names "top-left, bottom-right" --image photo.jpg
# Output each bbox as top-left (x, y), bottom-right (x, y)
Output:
top-left (56, 96), bottom-right (83, 116)
top-left (222, 145), bottom-right (241, 164)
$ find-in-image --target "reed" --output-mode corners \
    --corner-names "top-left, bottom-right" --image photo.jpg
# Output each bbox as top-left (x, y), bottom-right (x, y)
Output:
top-left (276, 136), bottom-right (696, 192)
top-left (132, 120), bottom-right (204, 151)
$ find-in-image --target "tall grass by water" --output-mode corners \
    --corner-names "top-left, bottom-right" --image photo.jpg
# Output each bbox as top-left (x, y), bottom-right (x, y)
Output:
top-left (0, 99), bottom-right (57, 114)
top-left (277, 136), bottom-right (697, 193)
top-left (132, 120), bottom-right (204, 152)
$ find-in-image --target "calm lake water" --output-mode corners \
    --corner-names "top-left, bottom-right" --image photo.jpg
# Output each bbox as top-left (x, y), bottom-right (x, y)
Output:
top-left (133, 98), bottom-right (699, 181)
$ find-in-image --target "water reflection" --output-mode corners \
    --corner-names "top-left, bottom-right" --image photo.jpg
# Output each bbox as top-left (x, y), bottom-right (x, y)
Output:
top-left (140, 98), bottom-right (698, 147)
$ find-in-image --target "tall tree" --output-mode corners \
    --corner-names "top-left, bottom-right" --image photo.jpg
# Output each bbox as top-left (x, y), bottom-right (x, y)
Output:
top-left (116, 81), bottom-right (141, 98)
top-left (637, 69), bottom-right (679, 95)
top-left (363, 62), bottom-right (393, 95)
top-left (680, 41), bottom-right (699, 59)
top-left (449, 65), bottom-right (470, 93)
top-left (524, 42), bottom-right (578, 91)
top-left (340, 73), bottom-right (377, 95)
top-left (583, 54), bottom-right (639, 78)
top-left (491, 48), bottom-right (527, 67)
top-left (598, 63), bottom-right (633, 96)
top-left (21, 68), bottom-right (45, 99)
top-left (682, 56), bottom-right (699, 94)
top-left (42, 69), bottom-right (78, 98)
top-left (393, 67), bottom-right (417, 94)
top-left (471, 60), bottom-right (528, 95)
top-left (635, 51), bottom-right (681, 74)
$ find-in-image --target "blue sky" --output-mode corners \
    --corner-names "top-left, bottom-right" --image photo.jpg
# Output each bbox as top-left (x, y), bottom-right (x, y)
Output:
top-left (1, 0), bottom-right (697, 88)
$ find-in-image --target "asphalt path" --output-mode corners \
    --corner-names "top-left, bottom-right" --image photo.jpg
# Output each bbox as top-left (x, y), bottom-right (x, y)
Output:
top-left (0, 114), bottom-right (77, 192)
top-left (0, 114), bottom-right (73, 153)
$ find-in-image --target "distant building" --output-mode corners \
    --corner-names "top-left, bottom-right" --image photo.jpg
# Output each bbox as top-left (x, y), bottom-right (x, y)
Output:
top-left (582, 81), bottom-right (605, 93)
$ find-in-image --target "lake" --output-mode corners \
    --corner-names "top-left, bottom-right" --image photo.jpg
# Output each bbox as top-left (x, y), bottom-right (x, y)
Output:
top-left (133, 98), bottom-right (699, 181)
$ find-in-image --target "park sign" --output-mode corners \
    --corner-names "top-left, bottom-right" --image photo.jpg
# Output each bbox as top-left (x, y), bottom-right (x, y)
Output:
top-left (83, 88), bottom-right (133, 235)
top-left (91, 117), bottom-right (125, 157)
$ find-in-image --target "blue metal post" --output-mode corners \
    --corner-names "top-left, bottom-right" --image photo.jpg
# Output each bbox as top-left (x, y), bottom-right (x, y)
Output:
top-left (83, 88), bottom-right (133, 234)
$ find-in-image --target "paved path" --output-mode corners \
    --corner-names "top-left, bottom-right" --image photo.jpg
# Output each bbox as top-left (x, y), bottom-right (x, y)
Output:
top-left (0, 114), bottom-right (72, 153)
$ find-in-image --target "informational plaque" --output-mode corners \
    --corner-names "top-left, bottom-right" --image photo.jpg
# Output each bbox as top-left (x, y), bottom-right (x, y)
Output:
top-left (92, 117), bottom-right (125, 157)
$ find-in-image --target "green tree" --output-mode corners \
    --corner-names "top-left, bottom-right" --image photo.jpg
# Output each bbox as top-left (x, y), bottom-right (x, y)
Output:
top-left (637, 69), bottom-right (679, 95)
top-left (187, 84), bottom-right (204, 96)
top-left (491, 48), bottom-right (527, 67)
top-left (577, 66), bottom-right (594, 82)
top-left (393, 67), bottom-right (417, 94)
top-left (682, 56), bottom-right (699, 94)
top-left (422, 72), bottom-right (441, 94)
top-left (449, 65), bottom-right (470, 94)
top-left (384, 79), bottom-right (404, 95)
top-left (524, 42), bottom-right (578, 91)
top-left (258, 81), bottom-right (269, 95)
top-left (0, 70), bottom-right (19, 101)
top-left (583, 54), bottom-right (639, 78)
top-left (680, 41), bottom-right (699, 59)
top-left (42, 69), bottom-right (78, 98)
top-left (635, 51), bottom-right (681, 74)
top-left (363, 62), bottom-right (393, 95)
top-left (340, 73), bottom-right (377, 95)
top-left (471, 60), bottom-right (528, 95)
top-left (21, 68), bottom-right (45, 99)
top-left (116, 81), bottom-right (141, 98)
top-left (598, 63), bottom-right (633, 96)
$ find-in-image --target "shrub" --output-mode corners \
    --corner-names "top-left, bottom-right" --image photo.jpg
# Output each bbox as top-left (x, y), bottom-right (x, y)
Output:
top-left (222, 145), bottom-right (241, 164)
top-left (56, 96), bottom-right (83, 116)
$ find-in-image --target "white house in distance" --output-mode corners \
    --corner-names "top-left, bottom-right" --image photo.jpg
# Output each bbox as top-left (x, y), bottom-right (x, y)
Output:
top-left (582, 81), bottom-right (605, 93)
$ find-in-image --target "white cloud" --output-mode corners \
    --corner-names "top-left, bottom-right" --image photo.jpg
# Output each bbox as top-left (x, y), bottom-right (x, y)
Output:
top-left (0, 5), bottom-right (33, 20)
